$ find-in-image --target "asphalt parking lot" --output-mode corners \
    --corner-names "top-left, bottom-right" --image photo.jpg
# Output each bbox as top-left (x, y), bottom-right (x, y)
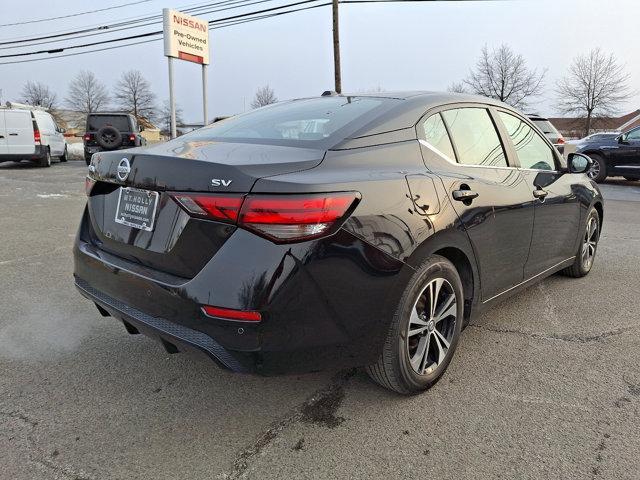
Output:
top-left (1, 160), bottom-right (639, 480)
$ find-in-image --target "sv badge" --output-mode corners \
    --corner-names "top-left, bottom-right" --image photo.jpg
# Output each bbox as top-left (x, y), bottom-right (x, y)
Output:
top-left (211, 178), bottom-right (233, 187)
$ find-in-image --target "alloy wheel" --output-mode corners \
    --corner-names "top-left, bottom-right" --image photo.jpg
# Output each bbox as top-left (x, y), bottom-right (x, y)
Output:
top-left (581, 216), bottom-right (598, 270)
top-left (587, 160), bottom-right (600, 179)
top-left (406, 278), bottom-right (457, 375)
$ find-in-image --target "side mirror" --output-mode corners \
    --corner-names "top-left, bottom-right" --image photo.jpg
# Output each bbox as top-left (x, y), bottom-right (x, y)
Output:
top-left (618, 133), bottom-right (628, 144)
top-left (567, 153), bottom-right (592, 174)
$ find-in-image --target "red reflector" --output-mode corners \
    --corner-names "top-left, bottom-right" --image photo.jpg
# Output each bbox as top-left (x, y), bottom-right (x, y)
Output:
top-left (202, 305), bottom-right (261, 322)
top-left (83, 133), bottom-right (91, 142)
top-left (85, 176), bottom-right (96, 196)
top-left (129, 134), bottom-right (136, 142)
top-left (34, 129), bottom-right (41, 144)
top-left (172, 194), bottom-right (243, 222)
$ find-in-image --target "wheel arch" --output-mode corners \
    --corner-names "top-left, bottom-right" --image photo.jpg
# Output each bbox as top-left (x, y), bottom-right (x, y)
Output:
top-left (406, 229), bottom-right (480, 324)
top-left (593, 200), bottom-right (604, 231)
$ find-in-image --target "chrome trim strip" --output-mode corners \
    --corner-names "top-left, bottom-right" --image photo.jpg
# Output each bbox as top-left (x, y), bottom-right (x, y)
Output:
top-left (419, 139), bottom-right (516, 171)
top-left (617, 165), bottom-right (640, 169)
top-left (482, 257), bottom-right (576, 304)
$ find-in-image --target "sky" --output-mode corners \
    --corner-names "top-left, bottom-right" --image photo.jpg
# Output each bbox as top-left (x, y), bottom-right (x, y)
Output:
top-left (0, 0), bottom-right (638, 124)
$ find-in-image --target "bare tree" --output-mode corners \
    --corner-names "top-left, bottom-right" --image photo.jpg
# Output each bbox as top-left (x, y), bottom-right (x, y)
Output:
top-left (20, 81), bottom-right (57, 109)
top-left (251, 85), bottom-right (278, 109)
top-left (65, 70), bottom-right (109, 113)
top-left (458, 44), bottom-right (545, 109)
top-left (556, 48), bottom-right (632, 137)
top-left (159, 100), bottom-right (184, 135)
top-left (447, 82), bottom-right (467, 94)
top-left (114, 70), bottom-right (157, 120)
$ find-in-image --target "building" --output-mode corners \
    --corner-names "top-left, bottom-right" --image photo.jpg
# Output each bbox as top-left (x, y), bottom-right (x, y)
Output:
top-left (548, 110), bottom-right (640, 139)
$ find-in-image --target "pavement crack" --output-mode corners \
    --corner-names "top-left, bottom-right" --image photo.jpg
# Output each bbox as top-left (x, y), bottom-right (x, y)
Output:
top-left (469, 324), bottom-right (633, 344)
top-left (0, 410), bottom-right (39, 427)
top-left (223, 369), bottom-right (356, 479)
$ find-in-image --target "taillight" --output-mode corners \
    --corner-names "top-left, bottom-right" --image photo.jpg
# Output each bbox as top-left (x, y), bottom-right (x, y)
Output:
top-left (557, 137), bottom-right (565, 145)
top-left (171, 192), bottom-right (360, 243)
top-left (202, 305), bottom-right (261, 322)
top-left (83, 133), bottom-right (91, 142)
top-left (239, 193), bottom-right (359, 242)
top-left (34, 129), bottom-right (41, 145)
top-left (85, 176), bottom-right (96, 196)
top-left (172, 194), bottom-right (243, 222)
top-left (129, 134), bottom-right (136, 142)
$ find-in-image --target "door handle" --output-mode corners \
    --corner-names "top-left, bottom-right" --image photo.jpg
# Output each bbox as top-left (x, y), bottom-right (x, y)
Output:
top-left (452, 190), bottom-right (479, 202)
top-left (533, 189), bottom-right (548, 200)
top-left (8, 133), bottom-right (18, 136)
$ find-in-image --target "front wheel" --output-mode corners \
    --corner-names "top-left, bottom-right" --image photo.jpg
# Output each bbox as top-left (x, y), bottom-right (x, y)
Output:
top-left (366, 255), bottom-right (464, 395)
top-left (59, 146), bottom-right (68, 162)
top-left (561, 207), bottom-right (600, 278)
top-left (586, 154), bottom-right (606, 182)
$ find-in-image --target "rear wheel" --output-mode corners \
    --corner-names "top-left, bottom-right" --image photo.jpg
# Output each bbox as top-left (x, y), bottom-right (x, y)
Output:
top-left (587, 154), bottom-right (606, 182)
top-left (561, 207), bottom-right (600, 278)
top-left (59, 146), bottom-right (68, 162)
top-left (366, 255), bottom-right (464, 395)
top-left (38, 148), bottom-right (51, 168)
top-left (85, 153), bottom-right (92, 166)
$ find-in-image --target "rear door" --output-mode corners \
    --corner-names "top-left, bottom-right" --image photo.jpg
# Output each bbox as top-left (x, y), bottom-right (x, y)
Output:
top-left (419, 106), bottom-right (535, 302)
top-left (4, 110), bottom-right (35, 155)
top-left (616, 127), bottom-right (640, 175)
top-left (495, 109), bottom-right (582, 277)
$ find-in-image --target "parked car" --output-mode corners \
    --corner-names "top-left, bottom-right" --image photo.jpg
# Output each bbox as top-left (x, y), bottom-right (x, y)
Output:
top-left (83, 112), bottom-right (145, 165)
top-left (528, 114), bottom-right (565, 153)
top-left (0, 102), bottom-right (67, 167)
top-left (75, 92), bottom-right (603, 394)
top-left (576, 126), bottom-right (640, 182)
top-left (568, 132), bottom-right (621, 145)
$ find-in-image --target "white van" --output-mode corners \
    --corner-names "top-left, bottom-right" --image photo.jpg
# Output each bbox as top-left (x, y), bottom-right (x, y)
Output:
top-left (0, 102), bottom-right (67, 167)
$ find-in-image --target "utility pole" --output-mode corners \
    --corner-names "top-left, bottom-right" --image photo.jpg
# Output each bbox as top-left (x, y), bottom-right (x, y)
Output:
top-left (332, 0), bottom-right (342, 93)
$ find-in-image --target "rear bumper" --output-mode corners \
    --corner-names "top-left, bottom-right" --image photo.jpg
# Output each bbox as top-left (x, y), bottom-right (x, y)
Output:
top-left (0, 145), bottom-right (46, 162)
top-left (73, 223), bottom-right (412, 375)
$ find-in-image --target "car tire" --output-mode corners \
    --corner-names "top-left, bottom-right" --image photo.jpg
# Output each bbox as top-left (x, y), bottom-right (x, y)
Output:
top-left (38, 148), bottom-right (52, 168)
top-left (59, 146), bottom-right (68, 162)
top-left (366, 255), bottom-right (464, 395)
top-left (560, 207), bottom-right (600, 278)
top-left (587, 154), bottom-right (606, 182)
top-left (85, 153), bottom-right (92, 166)
top-left (623, 176), bottom-right (638, 181)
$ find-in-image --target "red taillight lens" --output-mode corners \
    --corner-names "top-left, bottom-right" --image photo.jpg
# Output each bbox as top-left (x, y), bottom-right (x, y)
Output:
top-left (557, 137), bottom-right (565, 145)
top-left (172, 192), bottom-right (360, 243)
top-left (202, 305), bottom-right (261, 322)
top-left (33, 129), bottom-right (41, 145)
top-left (129, 134), bottom-right (136, 142)
top-left (172, 194), bottom-right (243, 222)
top-left (239, 193), bottom-right (359, 242)
top-left (85, 176), bottom-right (96, 196)
top-left (83, 133), bottom-right (91, 142)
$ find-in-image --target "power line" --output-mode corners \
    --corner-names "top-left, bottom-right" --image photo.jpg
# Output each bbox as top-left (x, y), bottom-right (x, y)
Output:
top-left (0, 0), bottom-right (154, 28)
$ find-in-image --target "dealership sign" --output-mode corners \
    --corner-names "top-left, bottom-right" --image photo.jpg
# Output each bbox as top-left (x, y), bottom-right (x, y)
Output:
top-left (163, 9), bottom-right (210, 64)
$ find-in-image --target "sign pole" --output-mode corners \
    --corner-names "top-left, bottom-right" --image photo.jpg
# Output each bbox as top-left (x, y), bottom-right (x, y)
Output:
top-left (168, 57), bottom-right (177, 139)
top-left (202, 64), bottom-right (208, 127)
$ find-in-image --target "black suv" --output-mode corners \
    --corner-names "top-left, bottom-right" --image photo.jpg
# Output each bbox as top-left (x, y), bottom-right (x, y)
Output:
top-left (83, 113), bottom-right (146, 165)
top-left (576, 126), bottom-right (640, 182)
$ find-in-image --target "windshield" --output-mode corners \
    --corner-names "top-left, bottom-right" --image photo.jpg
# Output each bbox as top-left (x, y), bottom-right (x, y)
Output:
top-left (181, 97), bottom-right (393, 148)
top-left (87, 115), bottom-right (131, 132)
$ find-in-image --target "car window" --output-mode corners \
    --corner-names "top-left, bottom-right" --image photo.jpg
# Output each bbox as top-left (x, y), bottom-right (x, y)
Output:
top-left (181, 97), bottom-right (394, 148)
top-left (441, 108), bottom-right (508, 167)
top-left (627, 128), bottom-right (640, 141)
top-left (531, 119), bottom-right (559, 135)
top-left (499, 112), bottom-right (556, 171)
top-left (421, 113), bottom-right (456, 161)
top-left (87, 115), bottom-right (130, 132)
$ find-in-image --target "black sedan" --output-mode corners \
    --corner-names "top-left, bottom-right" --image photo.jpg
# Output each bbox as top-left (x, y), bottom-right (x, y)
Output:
top-left (75, 92), bottom-right (603, 394)
top-left (577, 126), bottom-right (640, 182)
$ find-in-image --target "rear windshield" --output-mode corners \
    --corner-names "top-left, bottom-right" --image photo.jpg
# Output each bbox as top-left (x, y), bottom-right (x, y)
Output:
top-left (87, 115), bottom-right (130, 132)
top-left (181, 97), bottom-right (394, 148)
top-left (532, 119), bottom-right (559, 135)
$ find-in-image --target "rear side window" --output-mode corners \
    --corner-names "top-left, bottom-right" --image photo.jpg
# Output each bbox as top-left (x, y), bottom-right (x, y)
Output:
top-left (442, 108), bottom-right (508, 167)
top-left (531, 119), bottom-right (559, 135)
top-left (88, 115), bottom-right (130, 132)
top-left (421, 113), bottom-right (456, 161)
top-left (499, 112), bottom-right (556, 171)
top-left (627, 127), bottom-right (640, 141)
top-left (181, 97), bottom-right (392, 147)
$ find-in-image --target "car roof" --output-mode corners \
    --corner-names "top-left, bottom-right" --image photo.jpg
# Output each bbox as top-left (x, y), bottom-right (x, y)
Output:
top-left (297, 91), bottom-right (517, 138)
